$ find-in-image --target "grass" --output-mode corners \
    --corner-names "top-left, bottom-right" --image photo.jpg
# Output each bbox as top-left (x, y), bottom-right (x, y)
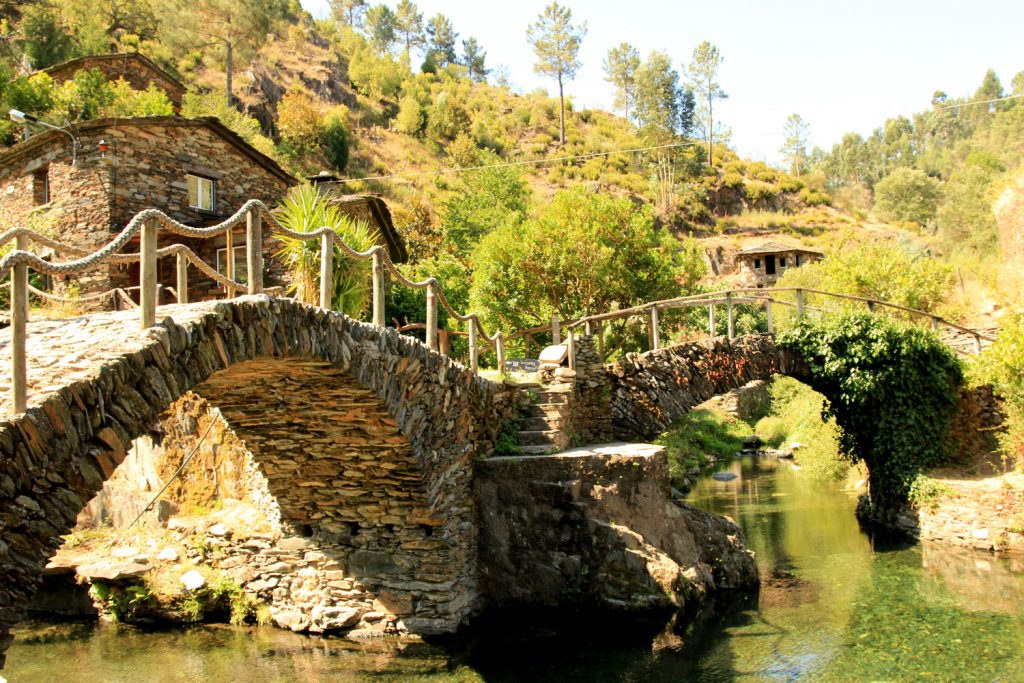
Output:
top-left (657, 408), bottom-right (754, 488)
top-left (754, 376), bottom-right (850, 482)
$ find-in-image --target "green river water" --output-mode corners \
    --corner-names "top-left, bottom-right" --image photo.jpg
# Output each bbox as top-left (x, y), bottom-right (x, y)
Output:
top-left (5, 455), bottom-right (1024, 682)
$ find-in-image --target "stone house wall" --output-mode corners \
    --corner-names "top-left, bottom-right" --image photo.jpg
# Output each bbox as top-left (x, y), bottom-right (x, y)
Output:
top-left (0, 118), bottom-right (293, 301)
top-left (736, 250), bottom-right (822, 287)
top-left (44, 54), bottom-right (185, 111)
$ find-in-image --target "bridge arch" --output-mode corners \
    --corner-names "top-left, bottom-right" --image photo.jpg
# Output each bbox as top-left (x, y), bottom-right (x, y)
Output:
top-left (0, 296), bottom-right (507, 662)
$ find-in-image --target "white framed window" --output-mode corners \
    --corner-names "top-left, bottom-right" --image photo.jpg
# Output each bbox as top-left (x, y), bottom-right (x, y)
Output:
top-left (187, 173), bottom-right (215, 211)
top-left (216, 245), bottom-right (248, 284)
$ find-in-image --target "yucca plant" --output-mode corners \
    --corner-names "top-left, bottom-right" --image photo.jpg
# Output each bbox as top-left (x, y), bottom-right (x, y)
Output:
top-left (274, 184), bottom-right (379, 317)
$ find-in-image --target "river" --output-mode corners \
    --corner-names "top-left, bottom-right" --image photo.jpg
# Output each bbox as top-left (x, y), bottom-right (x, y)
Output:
top-left (6, 455), bottom-right (1024, 681)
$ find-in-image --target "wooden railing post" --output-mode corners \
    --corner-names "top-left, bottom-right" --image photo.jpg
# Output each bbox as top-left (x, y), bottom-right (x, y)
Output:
top-left (596, 322), bottom-right (605, 362)
top-left (931, 317), bottom-right (940, 332)
top-left (726, 292), bottom-right (735, 340)
top-left (496, 331), bottom-right (506, 374)
top-left (867, 300), bottom-right (876, 312)
top-left (468, 319), bottom-right (479, 374)
top-left (225, 227), bottom-right (236, 298)
top-left (425, 281), bottom-right (438, 351)
top-left (648, 306), bottom-right (660, 351)
top-left (796, 288), bottom-right (805, 319)
top-left (973, 334), bottom-right (982, 355)
top-left (11, 234), bottom-right (28, 413)
top-left (319, 231), bottom-right (333, 310)
top-left (246, 208), bottom-right (263, 295)
top-left (372, 250), bottom-right (385, 327)
top-left (709, 303), bottom-right (716, 336)
top-left (584, 320), bottom-right (593, 336)
top-left (766, 300), bottom-right (774, 334)
top-left (176, 251), bottom-right (188, 304)
top-left (140, 216), bottom-right (158, 329)
top-left (568, 329), bottom-right (576, 371)
top-left (551, 312), bottom-right (561, 345)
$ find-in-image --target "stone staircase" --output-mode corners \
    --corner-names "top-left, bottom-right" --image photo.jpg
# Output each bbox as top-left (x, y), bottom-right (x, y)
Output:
top-left (516, 381), bottom-right (574, 455)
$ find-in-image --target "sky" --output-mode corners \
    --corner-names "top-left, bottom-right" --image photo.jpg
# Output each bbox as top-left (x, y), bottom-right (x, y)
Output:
top-left (299, 0), bottom-right (1023, 165)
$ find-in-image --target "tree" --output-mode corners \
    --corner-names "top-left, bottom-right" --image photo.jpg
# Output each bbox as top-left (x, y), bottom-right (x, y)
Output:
top-left (364, 4), bottom-right (397, 53)
top-left (872, 167), bottom-right (942, 225)
top-left (330, 0), bottom-right (366, 28)
top-left (161, 0), bottom-right (287, 107)
top-left (1012, 71), bottom-right (1024, 97)
top-left (462, 37), bottom-right (487, 82)
top-left (526, 2), bottom-right (586, 146)
top-left (393, 0), bottom-right (424, 61)
top-left (59, 0), bottom-right (159, 53)
top-left (443, 140), bottom-right (530, 255)
top-left (19, 3), bottom-right (77, 68)
top-left (603, 42), bottom-right (640, 118)
top-left (632, 51), bottom-right (683, 139)
top-left (425, 13), bottom-right (457, 66)
top-left (470, 189), bottom-right (704, 349)
top-left (687, 40), bottom-right (727, 165)
top-left (780, 113), bottom-right (810, 175)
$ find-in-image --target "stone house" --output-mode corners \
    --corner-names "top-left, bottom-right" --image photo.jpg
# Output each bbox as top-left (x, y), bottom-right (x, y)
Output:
top-left (42, 53), bottom-right (186, 112)
top-left (0, 116), bottom-right (295, 301)
top-left (736, 242), bottom-right (823, 287)
top-left (308, 174), bottom-right (409, 263)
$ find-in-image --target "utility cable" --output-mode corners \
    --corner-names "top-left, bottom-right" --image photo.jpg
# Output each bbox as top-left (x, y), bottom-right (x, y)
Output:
top-left (330, 139), bottom-right (697, 185)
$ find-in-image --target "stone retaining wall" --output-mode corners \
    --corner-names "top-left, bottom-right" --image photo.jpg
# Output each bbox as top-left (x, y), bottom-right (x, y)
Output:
top-left (474, 444), bottom-right (758, 610)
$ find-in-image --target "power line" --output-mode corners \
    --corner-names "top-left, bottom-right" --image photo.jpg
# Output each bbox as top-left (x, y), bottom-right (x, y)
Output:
top-left (331, 140), bottom-right (697, 185)
top-left (934, 93), bottom-right (1022, 111)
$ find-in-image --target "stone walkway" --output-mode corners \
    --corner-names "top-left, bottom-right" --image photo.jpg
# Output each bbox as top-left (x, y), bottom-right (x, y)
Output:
top-left (0, 301), bottom-right (236, 418)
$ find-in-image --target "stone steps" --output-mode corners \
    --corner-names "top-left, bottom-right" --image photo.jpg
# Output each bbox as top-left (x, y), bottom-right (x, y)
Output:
top-left (521, 415), bottom-right (562, 431)
top-left (522, 402), bottom-right (570, 418)
top-left (518, 444), bottom-right (559, 456)
top-left (517, 430), bottom-right (566, 447)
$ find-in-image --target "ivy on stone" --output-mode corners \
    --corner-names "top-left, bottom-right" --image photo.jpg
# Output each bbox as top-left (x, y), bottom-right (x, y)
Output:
top-left (778, 313), bottom-right (962, 507)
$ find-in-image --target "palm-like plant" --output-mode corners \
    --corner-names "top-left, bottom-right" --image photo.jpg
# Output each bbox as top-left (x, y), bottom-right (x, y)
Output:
top-left (274, 184), bottom-right (379, 317)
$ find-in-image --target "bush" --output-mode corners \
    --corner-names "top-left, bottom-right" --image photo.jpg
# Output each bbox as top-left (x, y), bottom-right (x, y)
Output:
top-left (970, 310), bottom-right (1024, 468)
top-left (721, 172), bottom-right (745, 189)
top-left (799, 187), bottom-right (832, 206)
top-left (322, 106), bottom-right (350, 172)
top-left (277, 88), bottom-right (324, 155)
top-left (779, 314), bottom-right (963, 505)
top-left (757, 376), bottom-right (846, 481)
top-left (744, 180), bottom-right (779, 203)
top-left (776, 176), bottom-right (806, 193)
top-left (395, 96), bottom-right (426, 135)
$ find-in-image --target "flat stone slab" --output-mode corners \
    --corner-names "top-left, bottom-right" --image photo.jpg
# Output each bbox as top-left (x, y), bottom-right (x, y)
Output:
top-left (487, 441), bottom-right (664, 463)
top-left (538, 344), bottom-right (568, 364)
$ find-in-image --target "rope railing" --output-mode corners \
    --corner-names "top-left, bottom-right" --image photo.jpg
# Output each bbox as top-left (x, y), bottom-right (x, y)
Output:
top-left (3, 200), bottom-right (509, 415)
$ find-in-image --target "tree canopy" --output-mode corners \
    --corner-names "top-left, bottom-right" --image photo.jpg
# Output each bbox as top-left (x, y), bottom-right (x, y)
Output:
top-left (526, 2), bottom-right (586, 145)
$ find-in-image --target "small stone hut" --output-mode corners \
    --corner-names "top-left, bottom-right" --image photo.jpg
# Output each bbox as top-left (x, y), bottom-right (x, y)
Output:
top-left (42, 53), bottom-right (186, 112)
top-left (307, 174), bottom-right (408, 263)
top-left (736, 242), bottom-right (823, 287)
top-left (0, 116), bottom-right (296, 301)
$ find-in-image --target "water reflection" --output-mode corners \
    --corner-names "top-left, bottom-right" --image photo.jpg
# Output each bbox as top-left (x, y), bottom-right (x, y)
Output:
top-left (7, 454), bottom-right (1024, 681)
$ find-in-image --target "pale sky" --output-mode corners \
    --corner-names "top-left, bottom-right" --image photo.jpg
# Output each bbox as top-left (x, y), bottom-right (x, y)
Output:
top-left (300, 0), bottom-right (1023, 165)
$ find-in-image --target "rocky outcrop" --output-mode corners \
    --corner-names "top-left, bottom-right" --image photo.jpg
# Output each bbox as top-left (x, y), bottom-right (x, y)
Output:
top-left (475, 443), bottom-right (758, 612)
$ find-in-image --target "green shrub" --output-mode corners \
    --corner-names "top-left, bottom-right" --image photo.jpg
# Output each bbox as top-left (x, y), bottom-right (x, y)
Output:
top-left (970, 310), bottom-right (1024, 468)
top-left (721, 172), bottom-right (745, 189)
top-left (799, 187), bottom-right (832, 206)
top-left (322, 106), bottom-right (350, 172)
top-left (744, 180), bottom-right (779, 203)
top-left (395, 96), bottom-right (426, 135)
top-left (776, 177), bottom-right (806, 193)
top-left (873, 168), bottom-right (942, 225)
top-left (754, 415), bottom-right (786, 447)
top-left (656, 408), bottom-right (753, 488)
top-left (779, 314), bottom-right (963, 505)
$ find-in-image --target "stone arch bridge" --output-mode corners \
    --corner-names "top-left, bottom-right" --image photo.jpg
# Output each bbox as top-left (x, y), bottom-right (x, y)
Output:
top-left (0, 296), bottom-right (509, 664)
